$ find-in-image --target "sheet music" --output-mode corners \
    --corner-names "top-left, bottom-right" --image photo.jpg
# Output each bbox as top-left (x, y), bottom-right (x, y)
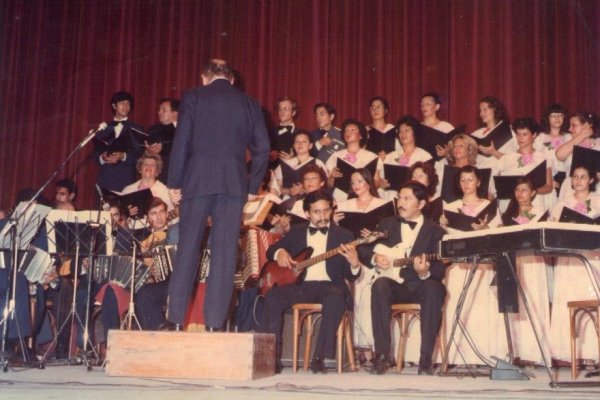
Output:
top-left (45, 209), bottom-right (113, 255)
top-left (0, 202), bottom-right (52, 250)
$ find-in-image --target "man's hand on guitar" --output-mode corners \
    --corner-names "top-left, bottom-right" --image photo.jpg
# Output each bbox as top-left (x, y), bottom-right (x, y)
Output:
top-left (374, 254), bottom-right (391, 271)
top-left (413, 254), bottom-right (431, 279)
top-left (339, 243), bottom-right (360, 269)
top-left (276, 249), bottom-right (296, 269)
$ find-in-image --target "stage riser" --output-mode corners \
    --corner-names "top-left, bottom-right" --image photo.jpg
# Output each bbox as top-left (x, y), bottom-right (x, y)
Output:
top-left (106, 330), bottom-right (276, 380)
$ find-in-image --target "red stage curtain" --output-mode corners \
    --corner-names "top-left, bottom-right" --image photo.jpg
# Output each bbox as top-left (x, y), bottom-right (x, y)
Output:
top-left (1, 0), bottom-right (598, 209)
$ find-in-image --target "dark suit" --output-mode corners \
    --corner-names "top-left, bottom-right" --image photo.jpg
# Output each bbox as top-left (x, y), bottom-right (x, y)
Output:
top-left (93, 120), bottom-right (143, 192)
top-left (259, 223), bottom-right (359, 360)
top-left (146, 122), bottom-right (176, 183)
top-left (167, 78), bottom-right (270, 328)
top-left (364, 216), bottom-right (446, 368)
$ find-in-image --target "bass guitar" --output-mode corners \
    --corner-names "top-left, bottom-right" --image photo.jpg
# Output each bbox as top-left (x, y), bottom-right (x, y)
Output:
top-left (258, 231), bottom-right (384, 295)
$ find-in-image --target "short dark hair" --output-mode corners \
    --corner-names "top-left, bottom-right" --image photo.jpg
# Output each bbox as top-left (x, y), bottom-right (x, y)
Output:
top-left (56, 178), bottom-right (77, 196)
top-left (293, 129), bottom-right (312, 143)
top-left (421, 92), bottom-right (441, 105)
top-left (202, 59), bottom-right (233, 79)
top-left (409, 161), bottom-right (438, 197)
top-left (300, 163), bottom-right (327, 184)
top-left (302, 189), bottom-right (333, 212)
top-left (571, 163), bottom-right (596, 191)
top-left (512, 117), bottom-right (539, 135)
top-left (540, 103), bottom-right (568, 133)
top-left (313, 102), bottom-right (336, 115)
top-left (395, 115), bottom-right (421, 139)
top-left (399, 180), bottom-right (429, 204)
top-left (456, 165), bottom-right (484, 198)
top-left (570, 111), bottom-right (599, 138)
top-left (368, 96), bottom-right (390, 111)
top-left (111, 91), bottom-right (134, 112)
top-left (149, 196), bottom-right (168, 212)
top-left (275, 96), bottom-right (298, 114)
top-left (478, 96), bottom-right (508, 125)
top-left (159, 98), bottom-right (180, 112)
top-left (341, 118), bottom-right (368, 147)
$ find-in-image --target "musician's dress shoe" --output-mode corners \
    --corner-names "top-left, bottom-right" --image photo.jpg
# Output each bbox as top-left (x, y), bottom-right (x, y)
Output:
top-left (158, 321), bottom-right (182, 331)
top-left (417, 364), bottom-right (434, 376)
top-left (371, 354), bottom-right (392, 375)
top-left (310, 356), bottom-right (326, 374)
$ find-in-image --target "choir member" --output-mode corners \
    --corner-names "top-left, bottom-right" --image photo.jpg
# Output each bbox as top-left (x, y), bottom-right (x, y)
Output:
top-left (365, 97), bottom-right (398, 159)
top-left (535, 104), bottom-right (571, 195)
top-left (471, 96), bottom-right (516, 168)
top-left (410, 161), bottom-right (442, 222)
top-left (420, 92), bottom-right (454, 133)
top-left (310, 103), bottom-right (345, 163)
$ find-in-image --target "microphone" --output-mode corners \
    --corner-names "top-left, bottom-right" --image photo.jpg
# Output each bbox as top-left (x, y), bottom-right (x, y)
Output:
top-left (95, 184), bottom-right (110, 211)
top-left (79, 122), bottom-right (108, 147)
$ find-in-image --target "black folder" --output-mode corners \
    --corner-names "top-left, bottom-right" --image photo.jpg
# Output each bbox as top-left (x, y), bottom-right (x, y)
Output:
top-left (569, 146), bottom-right (600, 176)
top-left (281, 159), bottom-right (316, 188)
top-left (334, 158), bottom-right (378, 194)
top-left (102, 188), bottom-right (153, 217)
top-left (472, 122), bottom-right (513, 153)
top-left (338, 201), bottom-right (396, 237)
top-left (493, 161), bottom-right (547, 200)
top-left (559, 206), bottom-right (600, 225)
top-left (416, 124), bottom-right (465, 160)
top-left (444, 200), bottom-right (498, 231)
top-left (383, 164), bottom-right (411, 191)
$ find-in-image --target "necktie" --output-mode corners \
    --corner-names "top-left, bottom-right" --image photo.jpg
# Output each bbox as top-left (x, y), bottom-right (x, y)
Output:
top-left (398, 217), bottom-right (417, 230)
top-left (308, 226), bottom-right (328, 235)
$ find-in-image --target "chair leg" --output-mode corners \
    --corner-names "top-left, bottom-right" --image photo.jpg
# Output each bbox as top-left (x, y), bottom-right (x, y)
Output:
top-left (344, 314), bottom-right (356, 371)
top-left (570, 307), bottom-right (577, 381)
top-left (336, 316), bottom-right (344, 373)
top-left (397, 313), bottom-right (408, 372)
top-left (438, 311), bottom-right (447, 373)
top-left (303, 314), bottom-right (313, 371)
top-left (293, 308), bottom-right (300, 373)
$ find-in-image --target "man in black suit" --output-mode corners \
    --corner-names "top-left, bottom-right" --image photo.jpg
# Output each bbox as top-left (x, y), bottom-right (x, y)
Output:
top-left (364, 180), bottom-right (447, 375)
top-left (93, 91), bottom-right (143, 192)
top-left (164, 59), bottom-right (270, 331)
top-left (310, 103), bottom-right (345, 163)
top-left (259, 190), bottom-right (362, 373)
top-left (144, 98), bottom-right (179, 182)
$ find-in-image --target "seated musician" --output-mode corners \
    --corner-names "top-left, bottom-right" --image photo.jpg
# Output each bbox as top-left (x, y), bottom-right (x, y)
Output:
top-left (135, 197), bottom-right (171, 330)
top-left (364, 180), bottom-right (447, 375)
top-left (258, 190), bottom-right (362, 373)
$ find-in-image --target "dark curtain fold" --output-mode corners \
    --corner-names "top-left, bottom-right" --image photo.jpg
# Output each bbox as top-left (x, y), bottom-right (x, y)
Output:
top-left (0, 0), bottom-right (598, 209)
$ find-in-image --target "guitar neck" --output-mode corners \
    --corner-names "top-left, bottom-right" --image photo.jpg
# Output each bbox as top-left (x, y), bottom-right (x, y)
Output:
top-left (392, 253), bottom-right (440, 268)
top-left (295, 237), bottom-right (366, 271)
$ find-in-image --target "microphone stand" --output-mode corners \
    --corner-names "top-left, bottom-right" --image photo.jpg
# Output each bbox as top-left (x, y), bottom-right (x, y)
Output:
top-left (0, 124), bottom-right (105, 372)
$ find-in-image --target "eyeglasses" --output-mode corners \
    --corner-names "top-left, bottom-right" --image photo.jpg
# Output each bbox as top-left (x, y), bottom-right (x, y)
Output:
top-left (370, 105), bottom-right (384, 111)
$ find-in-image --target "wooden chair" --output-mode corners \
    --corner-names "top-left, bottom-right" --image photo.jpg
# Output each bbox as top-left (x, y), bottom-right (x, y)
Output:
top-left (292, 303), bottom-right (356, 373)
top-left (567, 299), bottom-right (600, 380)
top-left (391, 303), bottom-right (447, 372)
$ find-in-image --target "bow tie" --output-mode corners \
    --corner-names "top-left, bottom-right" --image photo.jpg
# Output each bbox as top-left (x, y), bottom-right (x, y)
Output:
top-left (308, 226), bottom-right (328, 235)
top-left (278, 125), bottom-right (292, 133)
top-left (398, 217), bottom-right (417, 230)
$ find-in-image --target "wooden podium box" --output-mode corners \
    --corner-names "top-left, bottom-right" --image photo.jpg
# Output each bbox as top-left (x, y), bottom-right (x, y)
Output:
top-left (106, 330), bottom-right (276, 380)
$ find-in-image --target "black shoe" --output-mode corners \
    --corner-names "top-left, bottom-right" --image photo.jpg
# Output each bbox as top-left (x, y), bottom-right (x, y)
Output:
top-left (158, 321), bottom-right (182, 331)
top-left (371, 354), bottom-right (392, 375)
top-left (417, 365), bottom-right (434, 375)
top-left (310, 356), bottom-right (326, 374)
top-left (275, 361), bottom-right (283, 374)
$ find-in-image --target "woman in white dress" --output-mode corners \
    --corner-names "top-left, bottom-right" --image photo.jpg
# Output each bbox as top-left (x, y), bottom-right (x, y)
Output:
top-left (439, 166), bottom-right (507, 365)
top-left (334, 168), bottom-right (390, 367)
top-left (380, 115), bottom-right (433, 200)
top-left (555, 112), bottom-right (600, 200)
top-left (121, 153), bottom-right (174, 229)
top-left (471, 96), bottom-right (517, 169)
top-left (494, 117), bottom-right (556, 213)
top-left (500, 177), bottom-right (552, 364)
top-left (549, 164), bottom-right (600, 363)
top-left (326, 119), bottom-right (382, 202)
top-left (270, 130), bottom-right (327, 198)
top-left (535, 104), bottom-right (571, 196)
top-left (420, 92), bottom-right (454, 133)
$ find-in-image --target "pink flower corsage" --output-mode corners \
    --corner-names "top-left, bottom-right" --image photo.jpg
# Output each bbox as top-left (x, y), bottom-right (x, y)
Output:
top-left (517, 152), bottom-right (534, 167)
top-left (344, 152), bottom-right (358, 164)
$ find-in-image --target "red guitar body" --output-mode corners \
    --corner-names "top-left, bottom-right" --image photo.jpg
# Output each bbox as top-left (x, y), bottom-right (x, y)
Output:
top-left (258, 247), bottom-right (313, 296)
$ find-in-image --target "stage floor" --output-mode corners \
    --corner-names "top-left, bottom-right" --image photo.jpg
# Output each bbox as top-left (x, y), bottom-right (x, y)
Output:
top-left (1, 363), bottom-right (600, 400)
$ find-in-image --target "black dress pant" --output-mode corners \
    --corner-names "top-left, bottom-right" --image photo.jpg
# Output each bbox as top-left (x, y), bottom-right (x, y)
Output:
top-left (136, 280), bottom-right (169, 330)
top-left (258, 281), bottom-right (346, 360)
top-left (371, 277), bottom-right (445, 367)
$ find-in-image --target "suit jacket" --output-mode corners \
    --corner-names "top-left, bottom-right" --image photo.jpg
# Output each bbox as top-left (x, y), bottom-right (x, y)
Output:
top-left (167, 79), bottom-right (270, 199)
top-left (266, 222), bottom-right (360, 306)
top-left (146, 123), bottom-right (176, 182)
top-left (93, 120), bottom-right (143, 192)
top-left (362, 215), bottom-right (446, 292)
top-left (310, 126), bottom-right (345, 162)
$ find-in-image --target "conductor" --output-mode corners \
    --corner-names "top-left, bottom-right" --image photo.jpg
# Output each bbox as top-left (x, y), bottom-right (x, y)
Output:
top-left (163, 59), bottom-right (270, 331)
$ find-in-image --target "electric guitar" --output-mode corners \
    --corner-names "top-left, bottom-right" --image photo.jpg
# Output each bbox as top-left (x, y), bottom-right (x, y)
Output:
top-left (370, 243), bottom-right (446, 284)
top-left (258, 231), bottom-right (385, 295)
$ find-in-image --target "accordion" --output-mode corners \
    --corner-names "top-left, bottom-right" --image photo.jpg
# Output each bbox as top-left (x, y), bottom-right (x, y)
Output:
top-left (151, 245), bottom-right (211, 284)
top-left (238, 228), bottom-right (281, 289)
top-left (92, 255), bottom-right (149, 293)
top-left (0, 246), bottom-right (56, 285)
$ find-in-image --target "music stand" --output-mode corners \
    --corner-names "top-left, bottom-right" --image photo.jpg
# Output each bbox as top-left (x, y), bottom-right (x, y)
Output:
top-left (0, 202), bottom-right (51, 371)
top-left (41, 210), bottom-right (112, 369)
